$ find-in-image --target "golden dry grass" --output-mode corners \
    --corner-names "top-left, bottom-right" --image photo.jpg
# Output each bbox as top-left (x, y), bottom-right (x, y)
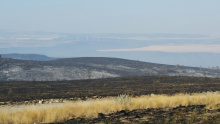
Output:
top-left (0, 91), bottom-right (220, 124)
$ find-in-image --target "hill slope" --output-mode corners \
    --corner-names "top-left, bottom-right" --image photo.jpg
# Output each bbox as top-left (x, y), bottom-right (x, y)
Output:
top-left (0, 57), bottom-right (220, 81)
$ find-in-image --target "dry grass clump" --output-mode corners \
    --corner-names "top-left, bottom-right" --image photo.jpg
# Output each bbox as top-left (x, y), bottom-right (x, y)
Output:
top-left (0, 91), bottom-right (220, 124)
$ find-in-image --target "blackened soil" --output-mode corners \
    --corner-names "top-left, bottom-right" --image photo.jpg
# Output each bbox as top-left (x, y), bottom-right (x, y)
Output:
top-left (0, 76), bottom-right (220, 102)
top-left (56, 105), bottom-right (220, 124)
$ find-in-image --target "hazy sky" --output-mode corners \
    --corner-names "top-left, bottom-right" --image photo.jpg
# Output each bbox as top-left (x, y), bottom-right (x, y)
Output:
top-left (1, 0), bottom-right (220, 34)
top-left (1, 0), bottom-right (220, 67)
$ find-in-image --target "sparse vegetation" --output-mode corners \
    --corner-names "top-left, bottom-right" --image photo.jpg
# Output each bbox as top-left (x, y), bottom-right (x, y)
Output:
top-left (115, 94), bottom-right (131, 105)
top-left (7, 88), bottom-right (13, 97)
top-left (0, 91), bottom-right (220, 123)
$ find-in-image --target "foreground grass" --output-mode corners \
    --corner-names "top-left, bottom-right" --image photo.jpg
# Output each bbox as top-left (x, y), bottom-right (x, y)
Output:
top-left (0, 92), bottom-right (220, 123)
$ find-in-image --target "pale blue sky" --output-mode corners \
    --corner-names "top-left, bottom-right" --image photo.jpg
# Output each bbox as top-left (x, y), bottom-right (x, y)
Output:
top-left (1, 0), bottom-right (220, 34)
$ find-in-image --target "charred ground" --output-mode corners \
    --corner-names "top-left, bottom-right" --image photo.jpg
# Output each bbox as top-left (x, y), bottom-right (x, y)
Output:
top-left (0, 76), bottom-right (220, 102)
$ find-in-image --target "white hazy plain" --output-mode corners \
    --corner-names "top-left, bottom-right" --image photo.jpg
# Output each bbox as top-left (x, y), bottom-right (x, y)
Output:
top-left (98, 44), bottom-right (220, 53)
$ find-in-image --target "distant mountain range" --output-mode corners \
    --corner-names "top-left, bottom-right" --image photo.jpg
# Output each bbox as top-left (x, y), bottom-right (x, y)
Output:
top-left (1, 53), bottom-right (55, 61)
top-left (0, 56), bottom-right (220, 81)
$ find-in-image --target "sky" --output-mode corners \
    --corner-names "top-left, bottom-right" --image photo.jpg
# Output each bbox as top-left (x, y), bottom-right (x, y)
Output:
top-left (1, 0), bottom-right (220, 67)
top-left (1, 0), bottom-right (220, 34)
